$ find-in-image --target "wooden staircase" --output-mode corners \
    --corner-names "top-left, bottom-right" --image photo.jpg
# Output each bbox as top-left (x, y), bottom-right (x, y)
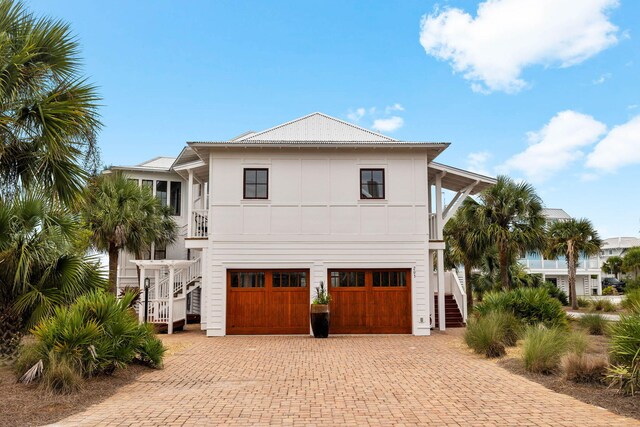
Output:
top-left (433, 294), bottom-right (465, 328)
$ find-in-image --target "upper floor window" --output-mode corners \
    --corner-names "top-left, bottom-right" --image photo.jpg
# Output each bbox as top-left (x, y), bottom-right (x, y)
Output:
top-left (360, 169), bottom-right (385, 199)
top-left (170, 181), bottom-right (181, 216)
top-left (244, 168), bottom-right (268, 199)
top-left (142, 179), bottom-right (153, 193)
top-left (156, 180), bottom-right (168, 207)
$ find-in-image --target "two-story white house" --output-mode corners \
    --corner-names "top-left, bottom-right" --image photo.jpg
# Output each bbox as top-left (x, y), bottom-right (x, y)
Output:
top-left (110, 113), bottom-right (495, 336)
top-left (518, 208), bottom-right (603, 296)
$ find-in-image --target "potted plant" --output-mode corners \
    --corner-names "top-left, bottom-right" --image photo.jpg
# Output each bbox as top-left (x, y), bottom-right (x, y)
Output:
top-left (310, 281), bottom-right (331, 338)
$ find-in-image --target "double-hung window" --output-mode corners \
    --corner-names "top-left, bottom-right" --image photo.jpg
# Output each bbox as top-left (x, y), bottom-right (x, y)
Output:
top-left (244, 168), bottom-right (268, 199)
top-left (360, 169), bottom-right (385, 199)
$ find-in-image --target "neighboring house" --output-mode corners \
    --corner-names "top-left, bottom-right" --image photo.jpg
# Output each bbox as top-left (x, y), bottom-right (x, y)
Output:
top-left (109, 112), bottom-right (495, 335)
top-left (600, 237), bottom-right (640, 264)
top-left (518, 208), bottom-right (602, 296)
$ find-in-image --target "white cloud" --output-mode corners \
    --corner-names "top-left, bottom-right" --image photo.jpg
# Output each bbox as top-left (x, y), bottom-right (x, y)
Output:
top-left (385, 103), bottom-right (405, 114)
top-left (586, 115), bottom-right (640, 171)
top-left (372, 116), bottom-right (404, 132)
top-left (419, 0), bottom-right (620, 93)
top-left (500, 110), bottom-right (607, 182)
top-left (347, 108), bottom-right (365, 122)
top-left (466, 151), bottom-right (492, 176)
top-left (628, 104), bottom-right (638, 110)
top-left (592, 73), bottom-right (612, 84)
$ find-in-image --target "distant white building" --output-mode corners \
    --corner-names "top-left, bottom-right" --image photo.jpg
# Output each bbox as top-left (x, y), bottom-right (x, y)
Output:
top-left (600, 236), bottom-right (640, 278)
top-left (518, 208), bottom-right (602, 296)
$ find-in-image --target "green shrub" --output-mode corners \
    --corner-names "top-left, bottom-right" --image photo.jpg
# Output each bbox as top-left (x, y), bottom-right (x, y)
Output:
top-left (607, 312), bottom-right (640, 395)
top-left (562, 353), bottom-right (607, 384)
top-left (543, 282), bottom-right (569, 306)
top-left (16, 290), bottom-right (166, 393)
top-left (522, 325), bottom-right (570, 374)
top-left (624, 278), bottom-right (640, 292)
top-left (567, 331), bottom-right (589, 356)
top-left (577, 297), bottom-right (590, 308)
top-left (578, 314), bottom-right (608, 335)
top-left (602, 286), bottom-right (616, 296)
top-left (464, 312), bottom-right (521, 358)
top-left (475, 287), bottom-right (567, 327)
top-left (622, 289), bottom-right (640, 313)
top-left (602, 300), bottom-right (618, 312)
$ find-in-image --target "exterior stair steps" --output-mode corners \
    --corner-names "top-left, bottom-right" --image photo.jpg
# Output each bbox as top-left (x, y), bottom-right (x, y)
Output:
top-left (433, 294), bottom-right (465, 328)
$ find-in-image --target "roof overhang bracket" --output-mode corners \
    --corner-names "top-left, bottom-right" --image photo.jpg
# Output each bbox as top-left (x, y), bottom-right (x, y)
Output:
top-left (443, 180), bottom-right (479, 223)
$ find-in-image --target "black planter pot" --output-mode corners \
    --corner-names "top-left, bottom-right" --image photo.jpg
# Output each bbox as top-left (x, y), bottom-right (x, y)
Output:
top-left (310, 304), bottom-right (330, 338)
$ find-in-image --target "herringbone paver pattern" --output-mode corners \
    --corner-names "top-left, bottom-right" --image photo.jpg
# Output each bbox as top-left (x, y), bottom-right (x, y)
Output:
top-left (52, 331), bottom-right (638, 426)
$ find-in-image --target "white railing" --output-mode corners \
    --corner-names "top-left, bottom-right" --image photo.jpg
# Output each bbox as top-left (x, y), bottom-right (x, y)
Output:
top-left (428, 213), bottom-right (438, 240)
top-left (187, 257), bottom-right (201, 284)
top-left (450, 270), bottom-right (467, 322)
top-left (519, 257), bottom-right (600, 272)
top-left (191, 209), bottom-right (209, 238)
top-left (173, 296), bottom-right (187, 324)
top-left (146, 299), bottom-right (170, 323)
top-left (173, 269), bottom-right (184, 296)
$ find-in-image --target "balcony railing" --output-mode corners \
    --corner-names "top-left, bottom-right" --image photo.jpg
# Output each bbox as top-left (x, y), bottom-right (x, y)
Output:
top-left (190, 209), bottom-right (208, 238)
top-left (428, 213), bottom-right (439, 240)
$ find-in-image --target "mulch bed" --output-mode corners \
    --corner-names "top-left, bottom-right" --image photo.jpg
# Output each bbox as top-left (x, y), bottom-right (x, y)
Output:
top-left (0, 363), bottom-right (146, 427)
top-left (497, 334), bottom-right (640, 421)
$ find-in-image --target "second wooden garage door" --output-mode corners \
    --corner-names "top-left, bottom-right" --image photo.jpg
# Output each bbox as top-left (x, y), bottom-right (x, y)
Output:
top-left (226, 269), bottom-right (310, 335)
top-left (328, 269), bottom-right (412, 334)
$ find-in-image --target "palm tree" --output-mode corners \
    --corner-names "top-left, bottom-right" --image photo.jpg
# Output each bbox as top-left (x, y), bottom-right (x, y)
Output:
top-left (0, 193), bottom-right (105, 356)
top-left (622, 247), bottom-right (640, 280)
top-left (81, 173), bottom-right (178, 293)
top-left (602, 255), bottom-right (624, 280)
top-left (466, 175), bottom-right (546, 290)
top-left (547, 218), bottom-right (602, 309)
top-left (444, 199), bottom-right (486, 310)
top-left (0, 0), bottom-right (101, 205)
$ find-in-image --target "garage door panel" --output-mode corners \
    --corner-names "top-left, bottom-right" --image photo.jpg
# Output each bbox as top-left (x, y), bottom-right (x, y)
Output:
top-left (370, 289), bottom-right (411, 333)
top-left (328, 269), bottom-right (411, 334)
top-left (226, 270), bottom-right (310, 335)
top-left (330, 290), bottom-right (368, 334)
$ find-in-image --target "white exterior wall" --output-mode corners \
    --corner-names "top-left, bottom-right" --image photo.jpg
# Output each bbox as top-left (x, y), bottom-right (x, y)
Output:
top-left (115, 170), bottom-right (189, 289)
top-left (203, 148), bottom-right (431, 336)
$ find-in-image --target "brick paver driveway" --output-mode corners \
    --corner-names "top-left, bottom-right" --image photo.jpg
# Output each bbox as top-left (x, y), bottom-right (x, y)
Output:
top-left (53, 329), bottom-right (637, 426)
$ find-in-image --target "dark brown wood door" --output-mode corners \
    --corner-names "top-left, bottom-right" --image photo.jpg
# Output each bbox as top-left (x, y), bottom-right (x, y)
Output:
top-left (328, 269), bottom-right (411, 334)
top-left (226, 269), bottom-right (310, 335)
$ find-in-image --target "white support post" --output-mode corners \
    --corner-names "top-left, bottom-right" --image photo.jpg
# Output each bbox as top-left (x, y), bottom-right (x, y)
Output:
top-left (428, 250), bottom-right (435, 329)
top-left (138, 267), bottom-right (146, 323)
top-left (187, 169), bottom-right (194, 237)
top-left (435, 173), bottom-right (445, 240)
top-left (437, 248), bottom-right (446, 331)
top-left (168, 267), bottom-right (175, 334)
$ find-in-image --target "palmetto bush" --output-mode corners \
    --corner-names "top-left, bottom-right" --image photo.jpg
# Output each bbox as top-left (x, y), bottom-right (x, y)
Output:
top-left (475, 287), bottom-right (567, 328)
top-left (607, 312), bottom-right (640, 395)
top-left (621, 289), bottom-right (640, 313)
top-left (16, 290), bottom-right (165, 393)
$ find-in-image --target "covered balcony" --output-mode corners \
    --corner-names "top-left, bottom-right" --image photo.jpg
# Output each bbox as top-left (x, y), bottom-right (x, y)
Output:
top-left (172, 147), bottom-right (210, 241)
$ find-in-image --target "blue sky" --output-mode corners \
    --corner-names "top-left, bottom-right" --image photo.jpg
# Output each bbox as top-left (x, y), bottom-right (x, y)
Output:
top-left (32, 0), bottom-right (640, 238)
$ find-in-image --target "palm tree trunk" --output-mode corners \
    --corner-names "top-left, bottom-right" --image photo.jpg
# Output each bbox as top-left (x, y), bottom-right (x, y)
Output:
top-left (108, 244), bottom-right (119, 294)
top-left (568, 241), bottom-right (577, 310)
top-left (464, 263), bottom-right (473, 311)
top-left (499, 245), bottom-right (510, 290)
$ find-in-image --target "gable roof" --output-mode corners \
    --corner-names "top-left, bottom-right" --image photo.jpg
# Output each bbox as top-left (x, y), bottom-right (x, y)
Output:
top-left (427, 162), bottom-right (496, 195)
top-left (234, 112), bottom-right (397, 142)
top-left (542, 208), bottom-right (572, 220)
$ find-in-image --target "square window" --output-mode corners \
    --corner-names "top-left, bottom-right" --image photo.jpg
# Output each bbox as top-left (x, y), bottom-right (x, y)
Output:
top-left (244, 168), bottom-right (269, 199)
top-left (360, 169), bottom-right (385, 199)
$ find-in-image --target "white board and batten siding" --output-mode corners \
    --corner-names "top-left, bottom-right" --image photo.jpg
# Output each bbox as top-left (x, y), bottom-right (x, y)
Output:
top-left (203, 148), bottom-right (432, 336)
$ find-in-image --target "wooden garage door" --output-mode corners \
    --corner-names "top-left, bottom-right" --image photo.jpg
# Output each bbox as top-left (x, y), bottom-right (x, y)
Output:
top-left (226, 269), bottom-right (310, 334)
top-left (328, 269), bottom-right (411, 334)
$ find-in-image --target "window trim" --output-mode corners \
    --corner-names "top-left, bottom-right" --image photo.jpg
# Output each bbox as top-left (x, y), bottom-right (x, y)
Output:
top-left (360, 168), bottom-right (385, 200)
top-left (243, 168), bottom-right (269, 200)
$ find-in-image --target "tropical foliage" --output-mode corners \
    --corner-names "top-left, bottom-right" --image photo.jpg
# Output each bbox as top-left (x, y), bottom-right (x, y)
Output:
top-left (622, 247), bottom-right (640, 280)
top-left (16, 290), bottom-right (165, 393)
top-left (474, 287), bottom-right (567, 328)
top-left (81, 173), bottom-right (177, 292)
top-left (0, 194), bottom-right (105, 356)
top-left (546, 218), bottom-right (602, 309)
top-left (521, 326), bottom-right (587, 374)
top-left (607, 312), bottom-right (640, 395)
top-left (602, 256), bottom-right (624, 280)
top-left (464, 311), bottom-right (520, 358)
top-left (0, 0), bottom-right (101, 205)
top-left (460, 176), bottom-right (546, 291)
